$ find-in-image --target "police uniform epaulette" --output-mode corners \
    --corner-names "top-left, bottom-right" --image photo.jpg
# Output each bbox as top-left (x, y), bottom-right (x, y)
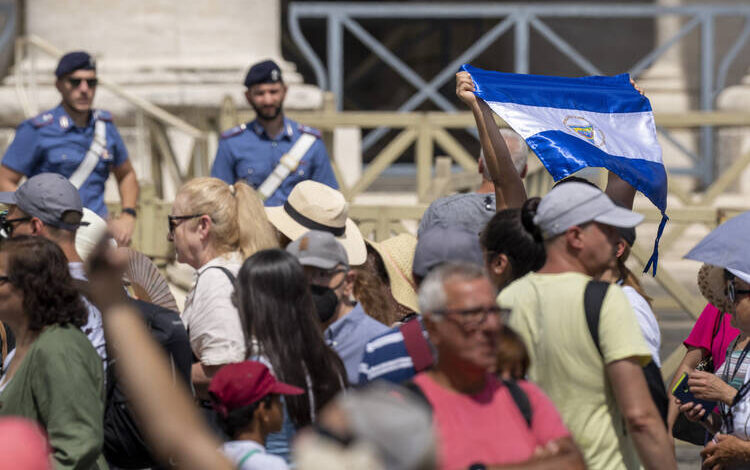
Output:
top-left (93, 109), bottom-right (113, 122)
top-left (30, 112), bottom-right (54, 128)
top-left (298, 124), bottom-right (321, 139)
top-left (221, 123), bottom-right (247, 139)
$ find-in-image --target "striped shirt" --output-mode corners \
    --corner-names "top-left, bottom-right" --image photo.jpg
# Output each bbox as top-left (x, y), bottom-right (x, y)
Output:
top-left (358, 318), bottom-right (429, 385)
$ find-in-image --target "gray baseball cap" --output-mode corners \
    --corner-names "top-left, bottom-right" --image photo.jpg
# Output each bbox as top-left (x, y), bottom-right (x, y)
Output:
top-left (534, 182), bottom-right (643, 239)
top-left (0, 173), bottom-right (84, 231)
top-left (287, 230), bottom-right (349, 270)
top-left (412, 226), bottom-right (484, 278)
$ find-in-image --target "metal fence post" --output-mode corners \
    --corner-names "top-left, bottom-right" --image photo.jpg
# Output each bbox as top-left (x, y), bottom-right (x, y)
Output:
top-left (515, 12), bottom-right (530, 74)
top-left (328, 13), bottom-right (344, 109)
top-left (700, 13), bottom-right (715, 187)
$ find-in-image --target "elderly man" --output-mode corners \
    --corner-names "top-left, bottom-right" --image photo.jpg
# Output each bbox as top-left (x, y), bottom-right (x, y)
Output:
top-left (418, 132), bottom-right (528, 237)
top-left (0, 51), bottom-right (139, 246)
top-left (499, 182), bottom-right (677, 470)
top-left (409, 262), bottom-right (584, 470)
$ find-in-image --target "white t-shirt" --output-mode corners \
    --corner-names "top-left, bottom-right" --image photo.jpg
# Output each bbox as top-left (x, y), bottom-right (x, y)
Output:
top-left (69, 262), bottom-right (107, 366)
top-left (222, 440), bottom-right (289, 470)
top-left (181, 252), bottom-right (246, 366)
top-left (622, 285), bottom-right (662, 367)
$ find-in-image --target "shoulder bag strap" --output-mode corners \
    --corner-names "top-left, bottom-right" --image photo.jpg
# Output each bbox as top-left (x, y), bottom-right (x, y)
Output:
top-left (0, 321), bottom-right (7, 374)
top-left (584, 280), bottom-right (610, 358)
top-left (400, 319), bottom-right (434, 372)
top-left (502, 379), bottom-right (533, 427)
top-left (69, 118), bottom-right (107, 189)
top-left (257, 133), bottom-right (317, 200)
top-left (236, 449), bottom-right (260, 468)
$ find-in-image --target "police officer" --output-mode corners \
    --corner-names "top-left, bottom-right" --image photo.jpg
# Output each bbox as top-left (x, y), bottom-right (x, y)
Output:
top-left (211, 59), bottom-right (338, 206)
top-left (0, 51), bottom-right (139, 246)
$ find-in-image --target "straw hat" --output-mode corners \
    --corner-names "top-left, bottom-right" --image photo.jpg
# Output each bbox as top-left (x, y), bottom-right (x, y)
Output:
top-left (265, 181), bottom-right (366, 265)
top-left (698, 264), bottom-right (732, 313)
top-left (367, 234), bottom-right (419, 313)
top-left (698, 264), bottom-right (750, 313)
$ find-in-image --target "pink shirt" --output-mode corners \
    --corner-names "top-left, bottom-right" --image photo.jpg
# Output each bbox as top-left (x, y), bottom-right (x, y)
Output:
top-left (413, 373), bottom-right (570, 470)
top-left (684, 303), bottom-right (739, 369)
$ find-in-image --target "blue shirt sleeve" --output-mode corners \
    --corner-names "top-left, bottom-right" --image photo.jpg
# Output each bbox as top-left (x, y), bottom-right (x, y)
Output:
top-left (2, 121), bottom-right (40, 175)
top-left (308, 139), bottom-right (338, 189)
top-left (109, 123), bottom-right (129, 168)
top-left (211, 140), bottom-right (236, 183)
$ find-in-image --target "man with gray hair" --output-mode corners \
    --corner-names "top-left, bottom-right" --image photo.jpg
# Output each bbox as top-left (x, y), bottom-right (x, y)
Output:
top-left (409, 262), bottom-right (585, 470)
top-left (417, 129), bottom-right (527, 237)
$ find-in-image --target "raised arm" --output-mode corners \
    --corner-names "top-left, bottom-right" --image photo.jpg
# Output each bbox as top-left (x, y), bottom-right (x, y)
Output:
top-left (456, 71), bottom-right (527, 209)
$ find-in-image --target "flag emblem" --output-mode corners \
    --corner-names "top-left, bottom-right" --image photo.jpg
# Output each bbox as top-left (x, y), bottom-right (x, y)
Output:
top-left (563, 116), bottom-right (605, 147)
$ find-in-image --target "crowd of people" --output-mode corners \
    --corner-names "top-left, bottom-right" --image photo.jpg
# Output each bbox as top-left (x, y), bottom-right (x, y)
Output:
top-left (0, 50), bottom-right (747, 470)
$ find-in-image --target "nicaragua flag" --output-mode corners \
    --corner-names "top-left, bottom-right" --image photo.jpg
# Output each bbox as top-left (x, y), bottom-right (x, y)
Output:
top-left (462, 64), bottom-right (668, 274)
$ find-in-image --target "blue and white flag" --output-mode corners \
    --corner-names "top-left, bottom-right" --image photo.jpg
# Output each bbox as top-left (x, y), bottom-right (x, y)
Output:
top-left (463, 64), bottom-right (668, 274)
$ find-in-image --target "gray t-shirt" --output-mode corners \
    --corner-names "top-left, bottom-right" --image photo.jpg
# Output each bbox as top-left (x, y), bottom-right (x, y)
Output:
top-left (418, 192), bottom-right (496, 237)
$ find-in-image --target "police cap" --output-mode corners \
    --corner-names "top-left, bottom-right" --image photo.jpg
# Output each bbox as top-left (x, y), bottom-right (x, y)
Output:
top-left (55, 51), bottom-right (96, 78)
top-left (244, 59), bottom-right (282, 88)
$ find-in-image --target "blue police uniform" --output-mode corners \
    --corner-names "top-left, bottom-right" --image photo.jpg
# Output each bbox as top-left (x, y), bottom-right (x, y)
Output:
top-left (211, 117), bottom-right (338, 207)
top-left (1, 104), bottom-right (129, 217)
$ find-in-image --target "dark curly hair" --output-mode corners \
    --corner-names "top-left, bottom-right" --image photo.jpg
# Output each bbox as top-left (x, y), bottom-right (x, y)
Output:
top-left (1, 236), bottom-right (87, 331)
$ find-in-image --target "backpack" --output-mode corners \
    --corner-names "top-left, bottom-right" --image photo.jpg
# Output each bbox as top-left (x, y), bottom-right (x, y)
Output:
top-left (74, 279), bottom-right (193, 468)
top-left (403, 377), bottom-right (533, 427)
top-left (584, 281), bottom-right (669, 426)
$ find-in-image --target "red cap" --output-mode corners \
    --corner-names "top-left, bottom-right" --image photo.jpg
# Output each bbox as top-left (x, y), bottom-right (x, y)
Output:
top-left (0, 417), bottom-right (52, 470)
top-left (208, 361), bottom-right (304, 417)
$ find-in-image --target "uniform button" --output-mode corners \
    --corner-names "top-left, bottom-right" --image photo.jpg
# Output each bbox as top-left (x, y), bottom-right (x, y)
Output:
top-left (247, 168), bottom-right (254, 175)
top-left (298, 170), bottom-right (304, 176)
top-left (62, 154), bottom-right (67, 160)
top-left (271, 142), bottom-right (277, 147)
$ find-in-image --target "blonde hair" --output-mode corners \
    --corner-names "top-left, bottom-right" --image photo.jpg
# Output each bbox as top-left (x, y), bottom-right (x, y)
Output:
top-left (176, 178), bottom-right (278, 259)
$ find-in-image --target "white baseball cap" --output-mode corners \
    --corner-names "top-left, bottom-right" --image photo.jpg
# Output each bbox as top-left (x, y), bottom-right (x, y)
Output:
top-left (534, 182), bottom-right (644, 239)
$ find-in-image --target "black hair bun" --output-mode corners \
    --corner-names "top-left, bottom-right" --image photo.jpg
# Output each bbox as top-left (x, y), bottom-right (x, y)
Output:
top-left (520, 197), bottom-right (543, 243)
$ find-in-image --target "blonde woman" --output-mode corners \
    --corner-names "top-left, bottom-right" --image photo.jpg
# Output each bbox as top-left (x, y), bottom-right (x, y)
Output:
top-left (168, 178), bottom-right (277, 401)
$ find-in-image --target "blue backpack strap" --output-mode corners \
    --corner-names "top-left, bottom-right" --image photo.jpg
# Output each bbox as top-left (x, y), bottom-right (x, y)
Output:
top-left (30, 111), bottom-right (54, 128)
top-left (236, 449), bottom-right (260, 468)
top-left (221, 123), bottom-right (247, 139)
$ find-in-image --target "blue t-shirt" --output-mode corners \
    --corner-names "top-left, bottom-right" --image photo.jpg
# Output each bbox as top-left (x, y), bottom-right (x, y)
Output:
top-left (325, 303), bottom-right (389, 385)
top-left (2, 105), bottom-right (129, 217)
top-left (210, 117), bottom-right (338, 206)
top-left (358, 318), bottom-right (429, 385)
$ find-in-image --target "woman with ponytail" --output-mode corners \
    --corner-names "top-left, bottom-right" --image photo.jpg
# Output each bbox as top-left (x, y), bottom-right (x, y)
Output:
top-left (479, 197), bottom-right (545, 290)
top-left (168, 177), bottom-right (278, 400)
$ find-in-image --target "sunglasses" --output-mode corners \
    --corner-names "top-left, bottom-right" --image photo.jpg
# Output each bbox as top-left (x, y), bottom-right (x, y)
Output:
top-left (0, 213), bottom-right (32, 238)
top-left (66, 77), bottom-right (98, 89)
top-left (0, 276), bottom-right (9, 284)
top-left (728, 280), bottom-right (750, 304)
top-left (167, 214), bottom-right (205, 237)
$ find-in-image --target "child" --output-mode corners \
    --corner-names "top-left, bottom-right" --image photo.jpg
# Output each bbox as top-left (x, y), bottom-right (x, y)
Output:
top-left (496, 327), bottom-right (530, 380)
top-left (209, 361), bottom-right (303, 470)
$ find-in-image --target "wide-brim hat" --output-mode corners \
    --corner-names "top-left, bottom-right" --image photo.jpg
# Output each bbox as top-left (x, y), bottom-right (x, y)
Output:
top-left (696, 263), bottom-right (750, 314)
top-left (367, 234), bottom-right (419, 313)
top-left (266, 181), bottom-right (367, 266)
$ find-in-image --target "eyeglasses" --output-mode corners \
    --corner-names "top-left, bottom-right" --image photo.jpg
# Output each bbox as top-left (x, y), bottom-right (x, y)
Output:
top-left (434, 305), bottom-right (508, 331)
top-left (167, 214), bottom-right (205, 237)
top-left (0, 213), bottom-right (32, 238)
top-left (66, 78), bottom-right (98, 89)
top-left (0, 276), bottom-right (10, 284)
top-left (728, 280), bottom-right (750, 304)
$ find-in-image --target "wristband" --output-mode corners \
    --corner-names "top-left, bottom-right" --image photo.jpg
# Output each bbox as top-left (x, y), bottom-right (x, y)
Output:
top-left (122, 208), bottom-right (137, 218)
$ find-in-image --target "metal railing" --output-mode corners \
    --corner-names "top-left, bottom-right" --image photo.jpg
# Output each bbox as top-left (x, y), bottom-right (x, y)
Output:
top-left (288, 2), bottom-right (750, 185)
